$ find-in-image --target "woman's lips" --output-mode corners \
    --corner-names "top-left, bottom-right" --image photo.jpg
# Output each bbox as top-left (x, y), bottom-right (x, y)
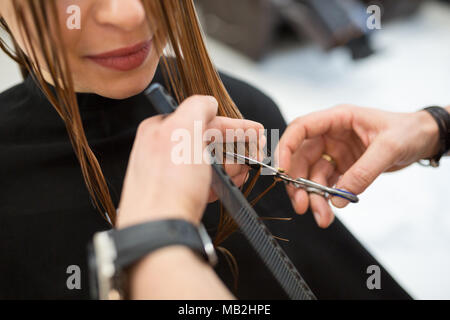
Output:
top-left (85, 39), bottom-right (152, 72)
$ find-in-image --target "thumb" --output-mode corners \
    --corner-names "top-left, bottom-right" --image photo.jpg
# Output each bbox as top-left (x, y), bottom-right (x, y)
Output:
top-left (331, 137), bottom-right (400, 208)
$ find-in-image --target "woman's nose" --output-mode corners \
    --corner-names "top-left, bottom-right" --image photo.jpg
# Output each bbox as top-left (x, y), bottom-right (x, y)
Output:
top-left (94, 0), bottom-right (146, 31)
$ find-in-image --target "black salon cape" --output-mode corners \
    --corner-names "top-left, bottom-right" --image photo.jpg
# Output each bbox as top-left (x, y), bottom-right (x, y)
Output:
top-left (0, 65), bottom-right (411, 300)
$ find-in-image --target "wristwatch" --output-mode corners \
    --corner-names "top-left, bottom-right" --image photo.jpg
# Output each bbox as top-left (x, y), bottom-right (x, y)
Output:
top-left (421, 106), bottom-right (450, 167)
top-left (88, 219), bottom-right (218, 300)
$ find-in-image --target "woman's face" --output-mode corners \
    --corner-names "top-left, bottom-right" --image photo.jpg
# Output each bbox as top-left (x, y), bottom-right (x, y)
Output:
top-left (0, 0), bottom-right (160, 99)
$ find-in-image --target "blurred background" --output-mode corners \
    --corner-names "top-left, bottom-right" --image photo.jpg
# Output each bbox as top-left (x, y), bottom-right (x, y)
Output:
top-left (1, 0), bottom-right (449, 299)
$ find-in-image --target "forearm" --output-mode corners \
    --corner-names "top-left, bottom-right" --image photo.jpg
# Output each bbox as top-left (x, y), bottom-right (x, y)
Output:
top-left (128, 246), bottom-right (235, 300)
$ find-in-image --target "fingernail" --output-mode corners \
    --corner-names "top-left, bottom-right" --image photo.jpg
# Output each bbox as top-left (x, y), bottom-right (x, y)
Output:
top-left (207, 96), bottom-right (218, 107)
top-left (259, 134), bottom-right (267, 149)
top-left (332, 197), bottom-right (349, 208)
top-left (313, 212), bottom-right (321, 225)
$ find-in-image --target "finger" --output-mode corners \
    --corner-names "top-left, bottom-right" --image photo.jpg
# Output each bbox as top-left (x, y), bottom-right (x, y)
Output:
top-left (167, 96), bottom-right (218, 164)
top-left (331, 135), bottom-right (400, 208)
top-left (207, 117), bottom-right (264, 135)
top-left (288, 185), bottom-right (309, 215)
top-left (310, 193), bottom-right (335, 229)
top-left (285, 154), bottom-right (310, 215)
top-left (285, 139), bottom-right (322, 215)
top-left (309, 158), bottom-right (336, 228)
top-left (223, 162), bottom-right (249, 180)
top-left (286, 149), bottom-right (310, 214)
top-left (275, 110), bottom-right (337, 170)
top-left (275, 107), bottom-right (352, 170)
top-left (256, 134), bottom-right (267, 162)
top-left (230, 170), bottom-right (249, 189)
top-left (323, 137), bottom-right (358, 175)
top-left (136, 115), bottom-right (165, 137)
top-left (206, 118), bottom-right (263, 150)
top-left (206, 117), bottom-right (265, 162)
top-left (172, 95), bottom-right (219, 128)
top-left (223, 140), bottom-right (266, 163)
top-left (329, 171), bottom-right (341, 188)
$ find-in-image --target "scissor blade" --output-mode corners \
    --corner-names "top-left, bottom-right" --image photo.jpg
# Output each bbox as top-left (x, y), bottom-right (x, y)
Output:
top-left (225, 153), bottom-right (359, 203)
top-left (224, 152), bottom-right (279, 175)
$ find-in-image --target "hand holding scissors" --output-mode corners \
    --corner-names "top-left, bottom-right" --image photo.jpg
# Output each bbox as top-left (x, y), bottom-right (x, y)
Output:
top-left (275, 105), bottom-right (441, 228)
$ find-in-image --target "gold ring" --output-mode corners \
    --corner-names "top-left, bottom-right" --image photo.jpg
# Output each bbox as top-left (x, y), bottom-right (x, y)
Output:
top-left (321, 153), bottom-right (336, 167)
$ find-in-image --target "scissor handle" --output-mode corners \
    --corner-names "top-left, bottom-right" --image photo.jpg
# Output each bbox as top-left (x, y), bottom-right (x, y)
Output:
top-left (305, 187), bottom-right (358, 203)
top-left (289, 177), bottom-right (359, 204)
top-left (326, 188), bottom-right (359, 203)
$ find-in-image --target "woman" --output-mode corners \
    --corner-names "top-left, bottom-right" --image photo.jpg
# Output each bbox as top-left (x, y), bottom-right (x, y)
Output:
top-left (0, 0), bottom-right (410, 299)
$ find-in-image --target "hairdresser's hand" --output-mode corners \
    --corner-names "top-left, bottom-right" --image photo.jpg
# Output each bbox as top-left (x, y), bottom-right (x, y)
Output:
top-left (276, 105), bottom-right (440, 228)
top-left (117, 95), bottom-right (264, 228)
top-left (207, 118), bottom-right (266, 202)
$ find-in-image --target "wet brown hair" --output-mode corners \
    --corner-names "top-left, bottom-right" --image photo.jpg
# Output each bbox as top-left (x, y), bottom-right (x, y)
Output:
top-left (0, 0), bottom-right (244, 226)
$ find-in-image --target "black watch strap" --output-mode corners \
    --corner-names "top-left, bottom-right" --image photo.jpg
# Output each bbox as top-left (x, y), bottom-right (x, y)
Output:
top-left (423, 106), bottom-right (450, 167)
top-left (90, 219), bottom-right (217, 299)
top-left (111, 219), bottom-right (213, 269)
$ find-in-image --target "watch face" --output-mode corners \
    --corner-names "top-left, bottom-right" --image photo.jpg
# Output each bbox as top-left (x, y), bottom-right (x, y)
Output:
top-left (87, 242), bottom-right (99, 300)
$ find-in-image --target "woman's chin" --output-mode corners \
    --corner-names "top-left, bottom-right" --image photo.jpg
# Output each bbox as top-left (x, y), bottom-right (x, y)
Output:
top-left (102, 82), bottom-right (149, 99)
top-left (86, 73), bottom-right (155, 100)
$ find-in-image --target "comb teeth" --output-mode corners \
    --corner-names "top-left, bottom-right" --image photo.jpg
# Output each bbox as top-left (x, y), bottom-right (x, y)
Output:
top-left (211, 159), bottom-right (316, 300)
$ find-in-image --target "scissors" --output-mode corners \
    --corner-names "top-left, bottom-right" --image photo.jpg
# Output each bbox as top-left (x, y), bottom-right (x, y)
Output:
top-left (224, 152), bottom-right (359, 203)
